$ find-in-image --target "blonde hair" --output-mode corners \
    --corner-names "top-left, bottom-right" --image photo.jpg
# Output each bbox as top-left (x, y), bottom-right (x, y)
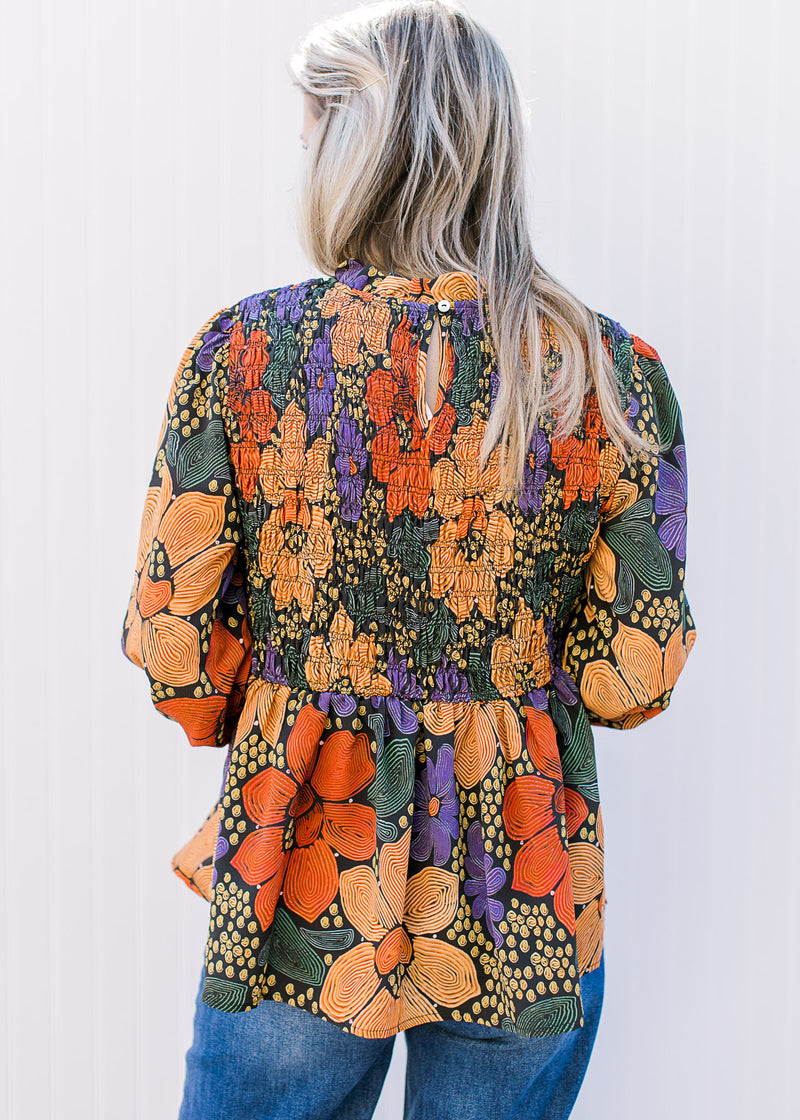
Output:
top-left (289, 0), bottom-right (658, 495)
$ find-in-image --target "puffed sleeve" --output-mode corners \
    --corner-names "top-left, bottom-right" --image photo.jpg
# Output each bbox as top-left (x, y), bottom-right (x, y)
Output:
top-left (121, 306), bottom-right (253, 747)
top-left (561, 328), bottom-right (697, 729)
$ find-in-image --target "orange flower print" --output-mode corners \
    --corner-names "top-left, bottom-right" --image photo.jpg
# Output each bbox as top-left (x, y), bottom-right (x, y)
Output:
top-left (501, 708), bottom-right (587, 933)
top-left (228, 319), bottom-right (269, 396)
top-left (630, 334), bottom-right (661, 362)
top-left (577, 620), bottom-right (695, 728)
top-left (319, 830), bottom-right (480, 1036)
top-left (421, 700), bottom-right (496, 789)
top-left (123, 465), bottom-right (244, 696)
top-left (422, 698), bottom-right (522, 789)
top-left (365, 314), bottom-right (448, 520)
top-left (579, 471), bottom-right (640, 604)
top-left (429, 416), bottom-right (515, 622)
top-left (256, 401), bottom-right (334, 622)
top-left (320, 285), bottom-right (392, 366)
top-left (490, 598), bottom-right (551, 696)
top-left (230, 439), bottom-right (263, 502)
top-left (569, 803), bottom-right (606, 974)
top-left (230, 701), bottom-right (377, 928)
top-left (226, 320), bottom-right (277, 501)
top-left (305, 604), bottom-right (393, 696)
top-left (550, 388), bottom-right (607, 508)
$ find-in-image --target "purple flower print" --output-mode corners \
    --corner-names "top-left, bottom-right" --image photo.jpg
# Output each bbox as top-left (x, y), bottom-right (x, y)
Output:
top-left (334, 408), bottom-right (368, 523)
top-left (240, 293), bottom-right (267, 322)
top-left (275, 281), bottom-right (313, 324)
top-left (405, 302), bottom-right (430, 329)
top-left (211, 832), bottom-right (228, 889)
top-left (218, 554), bottom-right (238, 601)
top-left (254, 635), bottom-right (288, 686)
top-left (625, 393), bottom-right (640, 428)
top-left (520, 427), bottom-right (549, 516)
top-left (489, 367), bottom-right (500, 410)
top-left (411, 743), bottom-right (459, 866)
top-left (655, 444), bottom-right (688, 561)
top-left (196, 321), bottom-right (233, 372)
top-left (329, 692), bottom-right (358, 719)
top-left (550, 664), bottom-right (579, 706)
top-left (526, 686), bottom-right (549, 711)
top-left (307, 324), bottom-right (335, 435)
top-left (430, 654), bottom-right (471, 702)
top-left (335, 259), bottom-right (370, 291)
top-left (386, 648), bottom-right (424, 699)
top-left (385, 649), bottom-right (424, 732)
top-left (456, 301), bottom-right (483, 336)
top-left (464, 820), bottom-right (506, 948)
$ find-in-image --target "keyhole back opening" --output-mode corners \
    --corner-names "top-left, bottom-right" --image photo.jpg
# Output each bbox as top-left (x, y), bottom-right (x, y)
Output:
top-left (424, 312), bottom-right (444, 417)
top-left (415, 303), bottom-right (452, 434)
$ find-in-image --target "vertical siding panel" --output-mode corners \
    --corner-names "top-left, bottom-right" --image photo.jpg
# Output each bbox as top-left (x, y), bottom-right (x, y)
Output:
top-left (3, 2), bottom-right (54, 1117)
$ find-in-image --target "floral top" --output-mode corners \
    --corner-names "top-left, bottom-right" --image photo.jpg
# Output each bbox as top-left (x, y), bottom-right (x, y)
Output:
top-left (121, 256), bottom-right (697, 1039)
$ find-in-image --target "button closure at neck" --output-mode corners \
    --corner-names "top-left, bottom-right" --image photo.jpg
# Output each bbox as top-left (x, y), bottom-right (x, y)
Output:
top-left (331, 257), bottom-right (473, 445)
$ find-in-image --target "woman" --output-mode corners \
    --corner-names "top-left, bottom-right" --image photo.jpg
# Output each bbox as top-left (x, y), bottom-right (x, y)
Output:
top-left (120, 2), bottom-right (697, 1117)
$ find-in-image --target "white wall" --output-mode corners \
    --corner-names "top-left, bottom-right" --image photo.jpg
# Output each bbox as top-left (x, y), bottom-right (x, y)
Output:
top-left (1, 1), bottom-right (797, 1118)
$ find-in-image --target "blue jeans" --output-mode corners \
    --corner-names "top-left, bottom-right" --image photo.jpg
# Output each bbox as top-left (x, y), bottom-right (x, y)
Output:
top-left (178, 950), bottom-right (605, 1120)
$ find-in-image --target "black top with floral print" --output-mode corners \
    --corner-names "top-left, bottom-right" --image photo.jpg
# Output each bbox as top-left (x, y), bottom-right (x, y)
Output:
top-left (121, 256), bottom-right (696, 1038)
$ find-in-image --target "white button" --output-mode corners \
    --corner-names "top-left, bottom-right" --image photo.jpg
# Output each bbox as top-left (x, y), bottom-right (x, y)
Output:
top-left (436, 299), bottom-right (452, 312)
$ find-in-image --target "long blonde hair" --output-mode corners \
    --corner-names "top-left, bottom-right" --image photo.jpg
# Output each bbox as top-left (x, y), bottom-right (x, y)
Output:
top-left (288, 0), bottom-right (658, 496)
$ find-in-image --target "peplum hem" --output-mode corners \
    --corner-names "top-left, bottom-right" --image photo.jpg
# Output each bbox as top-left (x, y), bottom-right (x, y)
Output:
top-left (194, 676), bottom-right (606, 1038)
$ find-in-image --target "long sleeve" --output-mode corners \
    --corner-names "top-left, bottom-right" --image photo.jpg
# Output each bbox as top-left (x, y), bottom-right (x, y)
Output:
top-left (121, 306), bottom-right (253, 748)
top-left (561, 329), bottom-right (697, 729)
